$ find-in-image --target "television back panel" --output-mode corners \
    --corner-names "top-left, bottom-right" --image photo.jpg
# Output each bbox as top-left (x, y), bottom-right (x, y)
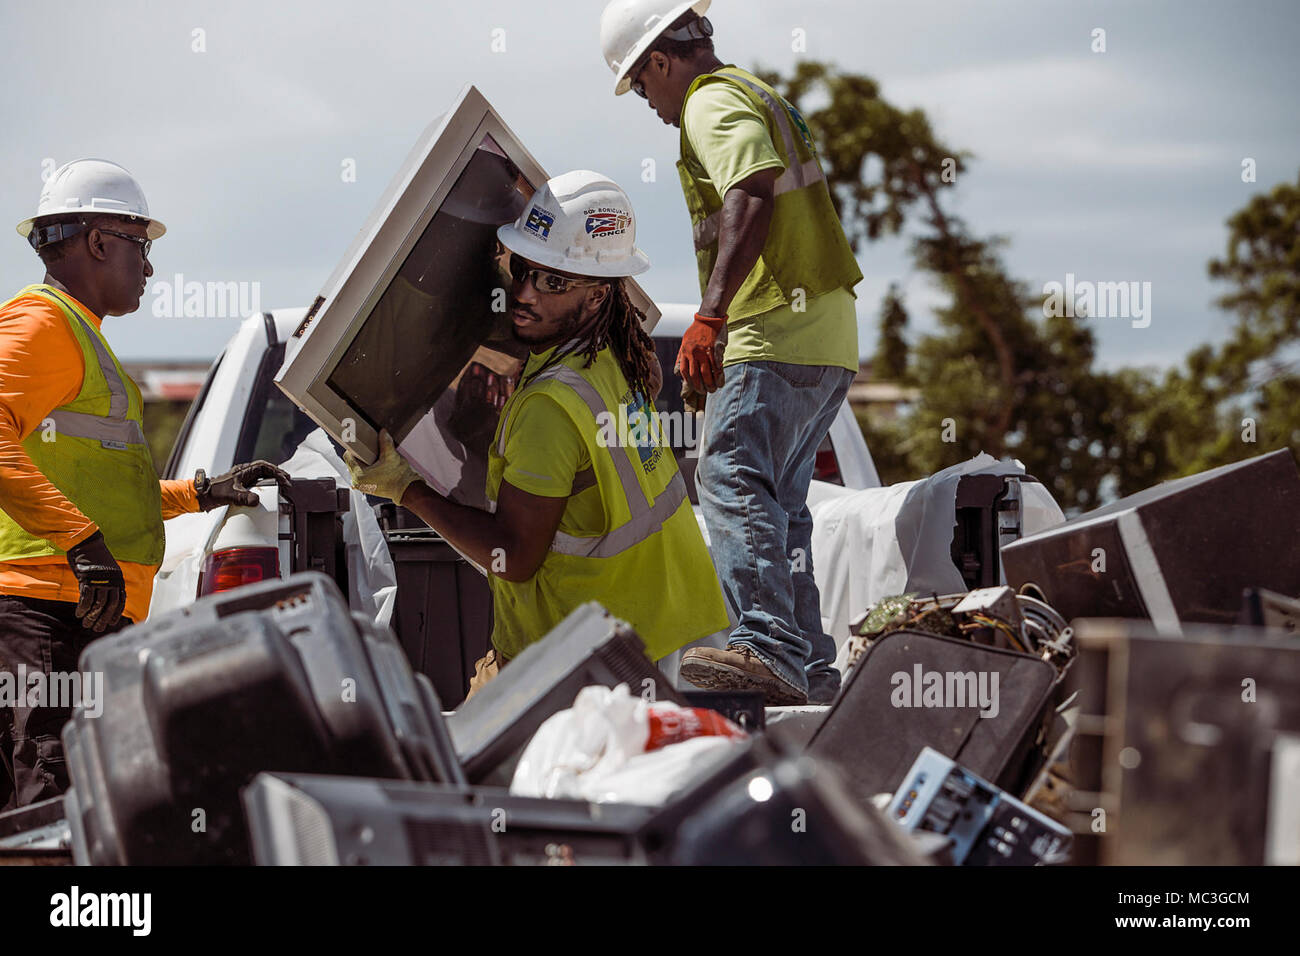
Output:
top-left (446, 602), bottom-right (680, 783)
top-left (275, 85), bottom-right (659, 514)
top-left (1001, 449), bottom-right (1300, 630)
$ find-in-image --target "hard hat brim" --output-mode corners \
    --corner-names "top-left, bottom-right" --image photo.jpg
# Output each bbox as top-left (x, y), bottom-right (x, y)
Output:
top-left (16, 211), bottom-right (166, 241)
top-left (498, 222), bottom-right (650, 278)
top-left (610, 0), bottom-right (712, 96)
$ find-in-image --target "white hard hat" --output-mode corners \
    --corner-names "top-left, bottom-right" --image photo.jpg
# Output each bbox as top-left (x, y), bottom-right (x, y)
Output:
top-left (600, 0), bottom-right (712, 96)
top-left (497, 170), bottom-right (650, 278)
top-left (16, 158), bottom-right (165, 243)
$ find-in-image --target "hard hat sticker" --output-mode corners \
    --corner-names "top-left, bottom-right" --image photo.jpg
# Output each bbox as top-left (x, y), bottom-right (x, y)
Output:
top-left (524, 206), bottom-right (555, 240)
top-left (584, 207), bottom-right (631, 237)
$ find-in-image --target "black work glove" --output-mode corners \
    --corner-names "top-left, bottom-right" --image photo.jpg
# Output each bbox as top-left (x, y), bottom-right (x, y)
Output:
top-left (65, 531), bottom-right (127, 633)
top-left (195, 461), bottom-right (293, 511)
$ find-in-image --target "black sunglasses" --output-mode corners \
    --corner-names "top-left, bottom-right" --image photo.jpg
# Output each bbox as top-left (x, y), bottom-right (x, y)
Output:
top-left (631, 17), bottom-right (713, 98)
top-left (97, 229), bottom-right (152, 260)
top-left (508, 254), bottom-right (602, 294)
top-left (631, 56), bottom-right (652, 99)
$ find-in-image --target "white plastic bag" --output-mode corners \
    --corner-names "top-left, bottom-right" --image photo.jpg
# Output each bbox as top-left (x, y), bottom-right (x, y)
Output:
top-left (509, 684), bottom-right (745, 805)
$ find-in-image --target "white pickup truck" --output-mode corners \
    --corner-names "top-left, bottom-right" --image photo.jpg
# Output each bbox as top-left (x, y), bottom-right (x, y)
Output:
top-left (150, 304), bottom-right (881, 699)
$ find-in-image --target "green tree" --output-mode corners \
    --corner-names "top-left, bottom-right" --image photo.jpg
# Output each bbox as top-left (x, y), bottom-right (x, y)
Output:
top-left (875, 283), bottom-right (909, 381)
top-left (1106, 171), bottom-right (1300, 488)
top-left (1182, 171), bottom-right (1299, 470)
top-left (760, 61), bottom-right (1153, 511)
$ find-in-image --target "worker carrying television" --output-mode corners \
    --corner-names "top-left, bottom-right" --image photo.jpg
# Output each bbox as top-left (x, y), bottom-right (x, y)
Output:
top-left (0, 159), bottom-right (289, 809)
top-left (347, 170), bottom-right (729, 696)
top-left (601, 0), bottom-right (865, 705)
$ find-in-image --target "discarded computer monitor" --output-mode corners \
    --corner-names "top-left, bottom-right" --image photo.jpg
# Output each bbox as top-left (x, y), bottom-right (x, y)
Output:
top-left (641, 733), bottom-right (925, 866)
top-left (243, 772), bottom-right (653, 865)
top-left (0, 796), bottom-right (70, 863)
top-left (680, 690), bottom-right (766, 732)
top-left (62, 573), bottom-right (461, 865)
top-left (1001, 448), bottom-right (1300, 632)
top-left (807, 629), bottom-right (1061, 803)
top-left (1068, 618), bottom-right (1300, 865)
top-left (447, 602), bottom-right (682, 784)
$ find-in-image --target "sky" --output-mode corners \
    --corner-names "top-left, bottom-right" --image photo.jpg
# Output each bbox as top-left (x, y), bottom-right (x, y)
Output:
top-left (1, 0), bottom-right (1296, 370)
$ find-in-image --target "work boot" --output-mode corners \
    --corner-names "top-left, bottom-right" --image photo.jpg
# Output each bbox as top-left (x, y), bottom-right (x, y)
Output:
top-left (806, 665), bottom-right (842, 706)
top-left (679, 644), bottom-right (808, 706)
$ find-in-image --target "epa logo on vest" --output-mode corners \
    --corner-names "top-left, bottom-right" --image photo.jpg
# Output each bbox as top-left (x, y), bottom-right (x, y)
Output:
top-left (787, 102), bottom-right (817, 153)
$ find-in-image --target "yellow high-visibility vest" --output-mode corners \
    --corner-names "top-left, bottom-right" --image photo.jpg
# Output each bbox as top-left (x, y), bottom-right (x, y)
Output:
top-left (486, 346), bottom-right (729, 661)
top-left (677, 65), bottom-right (863, 320)
top-left (0, 285), bottom-right (163, 565)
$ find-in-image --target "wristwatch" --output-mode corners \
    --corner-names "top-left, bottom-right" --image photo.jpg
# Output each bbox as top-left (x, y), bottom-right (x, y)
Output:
top-left (193, 468), bottom-right (210, 498)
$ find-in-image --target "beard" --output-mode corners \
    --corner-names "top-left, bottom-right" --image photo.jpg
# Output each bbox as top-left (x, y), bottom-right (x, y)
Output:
top-left (510, 297), bottom-right (588, 349)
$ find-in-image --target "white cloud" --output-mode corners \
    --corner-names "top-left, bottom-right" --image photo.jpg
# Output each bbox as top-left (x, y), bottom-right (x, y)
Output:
top-left (886, 56), bottom-right (1228, 171)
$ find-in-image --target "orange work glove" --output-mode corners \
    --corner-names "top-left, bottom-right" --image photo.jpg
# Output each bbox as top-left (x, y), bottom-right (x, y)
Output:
top-left (675, 312), bottom-right (727, 395)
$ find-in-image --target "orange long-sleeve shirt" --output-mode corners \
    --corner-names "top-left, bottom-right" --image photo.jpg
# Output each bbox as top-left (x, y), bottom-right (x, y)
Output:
top-left (0, 285), bottom-right (201, 624)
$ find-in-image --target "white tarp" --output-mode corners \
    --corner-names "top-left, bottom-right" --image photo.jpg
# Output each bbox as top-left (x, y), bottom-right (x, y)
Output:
top-left (809, 454), bottom-right (1066, 667)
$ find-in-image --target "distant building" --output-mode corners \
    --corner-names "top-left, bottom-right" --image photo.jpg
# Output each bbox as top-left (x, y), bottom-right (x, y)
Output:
top-left (848, 360), bottom-right (919, 423)
top-left (122, 362), bottom-right (211, 403)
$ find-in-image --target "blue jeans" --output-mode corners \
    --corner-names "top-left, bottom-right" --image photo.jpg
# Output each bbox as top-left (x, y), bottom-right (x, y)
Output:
top-left (696, 360), bottom-right (854, 699)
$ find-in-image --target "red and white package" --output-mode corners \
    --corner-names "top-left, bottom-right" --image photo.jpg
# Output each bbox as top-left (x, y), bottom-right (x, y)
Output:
top-left (645, 702), bottom-right (748, 751)
top-left (511, 685), bottom-right (750, 804)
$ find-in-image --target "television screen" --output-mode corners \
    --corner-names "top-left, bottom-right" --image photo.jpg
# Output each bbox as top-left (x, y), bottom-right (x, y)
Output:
top-left (325, 134), bottom-right (533, 508)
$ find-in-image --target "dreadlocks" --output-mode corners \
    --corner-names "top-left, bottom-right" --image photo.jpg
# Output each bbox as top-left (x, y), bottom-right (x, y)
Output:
top-left (526, 278), bottom-right (659, 404)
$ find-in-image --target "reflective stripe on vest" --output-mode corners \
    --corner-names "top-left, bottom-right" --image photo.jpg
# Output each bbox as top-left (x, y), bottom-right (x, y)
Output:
top-left (690, 71), bottom-right (826, 252)
top-left (0, 284), bottom-right (164, 566)
top-left (677, 66), bottom-right (863, 321)
top-left (46, 409), bottom-right (146, 447)
top-left (498, 363), bottom-right (688, 560)
top-left (36, 287), bottom-right (142, 445)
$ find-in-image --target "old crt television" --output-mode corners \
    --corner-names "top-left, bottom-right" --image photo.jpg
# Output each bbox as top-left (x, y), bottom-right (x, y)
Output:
top-left (1000, 448), bottom-right (1300, 632)
top-left (275, 85), bottom-right (660, 513)
top-left (1069, 619), bottom-right (1300, 865)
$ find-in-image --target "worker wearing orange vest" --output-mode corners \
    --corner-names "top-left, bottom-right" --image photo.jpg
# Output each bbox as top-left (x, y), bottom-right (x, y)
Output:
top-left (0, 159), bottom-right (288, 809)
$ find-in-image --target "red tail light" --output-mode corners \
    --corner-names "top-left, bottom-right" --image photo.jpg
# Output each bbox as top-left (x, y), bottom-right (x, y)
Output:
top-left (814, 448), bottom-right (841, 484)
top-left (198, 547), bottom-right (280, 596)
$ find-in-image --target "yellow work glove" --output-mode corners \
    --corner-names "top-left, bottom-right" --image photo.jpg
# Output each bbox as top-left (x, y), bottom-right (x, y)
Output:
top-left (344, 429), bottom-right (422, 503)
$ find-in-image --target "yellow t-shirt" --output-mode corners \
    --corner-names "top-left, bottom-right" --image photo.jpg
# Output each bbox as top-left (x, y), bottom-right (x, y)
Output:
top-left (682, 79), bottom-right (860, 373)
top-left (495, 389), bottom-right (605, 537)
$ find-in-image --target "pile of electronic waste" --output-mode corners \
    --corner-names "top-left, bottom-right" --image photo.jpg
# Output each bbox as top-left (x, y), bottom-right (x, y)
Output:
top-left (2, 448), bottom-right (1296, 866)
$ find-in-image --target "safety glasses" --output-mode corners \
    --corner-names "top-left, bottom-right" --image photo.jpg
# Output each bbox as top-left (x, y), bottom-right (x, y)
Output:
top-left (97, 229), bottom-right (152, 260)
top-left (508, 254), bottom-right (602, 294)
top-left (27, 220), bottom-right (151, 259)
top-left (630, 55), bottom-right (652, 99)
